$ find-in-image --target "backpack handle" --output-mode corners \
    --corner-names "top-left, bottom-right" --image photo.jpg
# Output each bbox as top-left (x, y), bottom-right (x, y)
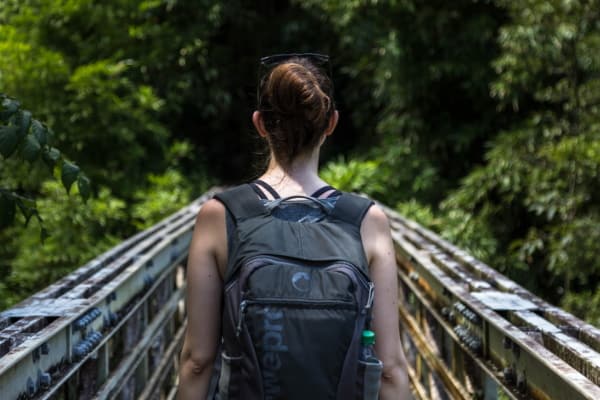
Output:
top-left (264, 195), bottom-right (332, 214)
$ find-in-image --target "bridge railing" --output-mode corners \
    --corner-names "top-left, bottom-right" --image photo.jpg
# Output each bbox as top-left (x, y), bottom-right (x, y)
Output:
top-left (0, 190), bottom-right (217, 400)
top-left (1, 190), bottom-right (599, 399)
top-left (381, 203), bottom-right (600, 400)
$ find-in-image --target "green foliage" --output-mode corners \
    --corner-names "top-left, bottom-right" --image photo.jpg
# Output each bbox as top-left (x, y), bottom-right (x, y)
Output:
top-left (0, 25), bottom-right (70, 118)
top-left (0, 94), bottom-right (90, 233)
top-left (1, 0), bottom-right (600, 330)
top-left (313, 0), bottom-right (600, 324)
top-left (320, 157), bottom-right (383, 194)
top-left (444, 0), bottom-right (600, 311)
top-left (0, 181), bottom-right (125, 309)
top-left (395, 199), bottom-right (499, 263)
top-left (301, 0), bottom-right (505, 205)
top-left (60, 60), bottom-right (168, 191)
top-left (131, 169), bottom-right (195, 230)
top-left (561, 288), bottom-right (600, 328)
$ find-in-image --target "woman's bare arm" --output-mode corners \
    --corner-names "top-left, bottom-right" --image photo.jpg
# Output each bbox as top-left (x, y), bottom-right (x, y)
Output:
top-left (178, 199), bottom-right (227, 400)
top-left (361, 205), bottom-right (411, 400)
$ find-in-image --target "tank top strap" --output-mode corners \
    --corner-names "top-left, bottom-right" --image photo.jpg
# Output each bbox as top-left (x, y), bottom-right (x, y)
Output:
top-left (310, 185), bottom-right (337, 198)
top-left (251, 179), bottom-right (281, 199)
top-left (252, 180), bottom-right (339, 199)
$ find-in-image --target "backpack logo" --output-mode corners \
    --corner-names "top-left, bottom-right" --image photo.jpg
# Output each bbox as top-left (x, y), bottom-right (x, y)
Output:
top-left (291, 271), bottom-right (311, 292)
top-left (258, 307), bottom-right (288, 399)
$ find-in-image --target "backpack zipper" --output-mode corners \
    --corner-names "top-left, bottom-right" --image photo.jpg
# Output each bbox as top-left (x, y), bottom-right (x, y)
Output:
top-left (236, 300), bottom-right (249, 337)
top-left (364, 282), bottom-right (375, 314)
top-left (226, 255), bottom-right (371, 290)
top-left (243, 256), bottom-right (373, 294)
top-left (324, 261), bottom-right (375, 314)
top-left (235, 297), bottom-right (355, 338)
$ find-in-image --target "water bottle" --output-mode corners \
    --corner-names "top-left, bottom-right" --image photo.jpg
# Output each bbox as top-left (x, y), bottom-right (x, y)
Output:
top-left (360, 329), bottom-right (377, 361)
top-left (359, 329), bottom-right (382, 400)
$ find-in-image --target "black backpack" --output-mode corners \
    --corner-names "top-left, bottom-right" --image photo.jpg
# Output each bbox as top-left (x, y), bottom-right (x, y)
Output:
top-left (211, 184), bottom-right (382, 400)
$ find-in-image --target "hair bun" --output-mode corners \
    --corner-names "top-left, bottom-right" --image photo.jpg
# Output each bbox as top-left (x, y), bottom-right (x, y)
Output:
top-left (259, 58), bottom-right (334, 166)
top-left (267, 63), bottom-right (330, 122)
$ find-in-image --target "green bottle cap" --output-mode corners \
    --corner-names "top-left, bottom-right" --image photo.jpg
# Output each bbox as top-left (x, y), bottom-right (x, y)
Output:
top-left (361, 330), bottom-right (375, 345)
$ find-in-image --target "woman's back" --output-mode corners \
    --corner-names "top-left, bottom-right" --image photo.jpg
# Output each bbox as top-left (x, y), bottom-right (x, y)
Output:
top-left (212, 181), bottom-right (375, 399)
top-left (177, 54), bottom-right (410, 400)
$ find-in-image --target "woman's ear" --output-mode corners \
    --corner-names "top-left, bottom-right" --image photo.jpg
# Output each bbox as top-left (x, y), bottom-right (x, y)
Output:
top-left (252, 111), bottom-right (269, 138)
top-left (324, 110), bottom-right (339, 137)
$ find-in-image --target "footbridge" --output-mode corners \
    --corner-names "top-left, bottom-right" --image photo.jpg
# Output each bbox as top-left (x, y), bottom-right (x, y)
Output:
top-left (1, 189), bottom-right (599, 400)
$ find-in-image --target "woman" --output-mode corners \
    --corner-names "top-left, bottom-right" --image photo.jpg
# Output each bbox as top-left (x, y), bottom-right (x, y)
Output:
top-left (178, 54), bottom-right (410, 400)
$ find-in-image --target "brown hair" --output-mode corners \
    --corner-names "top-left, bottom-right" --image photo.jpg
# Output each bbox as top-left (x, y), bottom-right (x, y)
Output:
top-left (257, 57), bottom-right (334, 167)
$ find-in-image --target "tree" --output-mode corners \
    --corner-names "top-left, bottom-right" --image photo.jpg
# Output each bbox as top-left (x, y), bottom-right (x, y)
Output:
top-left (299, 0), bottom-right (506, 205)
top-left (443, 0), bottom-right (600, 319)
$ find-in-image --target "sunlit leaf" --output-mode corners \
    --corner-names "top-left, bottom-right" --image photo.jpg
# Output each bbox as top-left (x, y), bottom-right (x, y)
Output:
top-left (31, 120), bottom-right (47, 146)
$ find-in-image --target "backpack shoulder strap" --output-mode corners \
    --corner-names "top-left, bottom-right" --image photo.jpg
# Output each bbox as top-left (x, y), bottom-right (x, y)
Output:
top-left (329, 192), bottom-right (374, 228)
top-left (213, 184), bottom-right (267, 221)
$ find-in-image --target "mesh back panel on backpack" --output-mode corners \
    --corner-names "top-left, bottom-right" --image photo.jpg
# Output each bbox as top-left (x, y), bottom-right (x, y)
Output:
top-left (212, 184), bottom-right (382, 400)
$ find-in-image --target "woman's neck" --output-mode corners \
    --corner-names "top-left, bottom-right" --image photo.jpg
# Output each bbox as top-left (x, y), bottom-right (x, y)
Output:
top-left (259, 149), bottom-right (327, 196)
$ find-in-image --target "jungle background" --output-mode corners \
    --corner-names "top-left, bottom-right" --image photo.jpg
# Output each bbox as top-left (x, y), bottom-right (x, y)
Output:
top-left (1, 0), bottom-right (599, 327)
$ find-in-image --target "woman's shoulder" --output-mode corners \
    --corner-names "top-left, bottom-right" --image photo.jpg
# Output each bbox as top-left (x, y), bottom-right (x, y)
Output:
top-left (363, 202), bottom-right (389, 224)
top-left (195, 198), bottom-right (227, 225)
top-left (360, 201), bottom-right (392, 253)
top-left (360, 202), bottom-right (390, 233)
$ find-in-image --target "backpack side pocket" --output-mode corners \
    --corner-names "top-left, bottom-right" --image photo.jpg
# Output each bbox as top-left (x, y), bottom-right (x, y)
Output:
top-left (356, 358), bottom-right (383, 400)
top-left (216, 352), bottom-right (242, 400)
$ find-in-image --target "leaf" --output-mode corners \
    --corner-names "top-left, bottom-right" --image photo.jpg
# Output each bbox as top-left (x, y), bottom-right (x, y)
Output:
top-left (77, 174), bottom-right (91, 202)
top-left (15, 197), bottom-right (37, 226)
top-left (42, 147), bottom-right (61, 168)
top-left (18, 110), bottom-right (32, 136)
top-left (40, 227), bottom-right (50, 243)
top-left (0, 192), bottom-right (16, 228)
top-left (0, 97), bottom-right (20, 121)
top-left (46, 128), bottom-right (55, 142)
top-left (0, 125), bottom-right (20, 158)
top-left (31, 120), bottom-right (47, 146)
top-left (21, 135), bottom-right (41, 162)
top-left (61, 161), bottom-right (80, 193)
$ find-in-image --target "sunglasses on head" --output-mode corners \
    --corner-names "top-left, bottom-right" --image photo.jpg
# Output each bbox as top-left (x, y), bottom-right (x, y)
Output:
top-left (260, 53), bottom-right (330, 68)
top-left (257, 53), bottom-right (333, 107)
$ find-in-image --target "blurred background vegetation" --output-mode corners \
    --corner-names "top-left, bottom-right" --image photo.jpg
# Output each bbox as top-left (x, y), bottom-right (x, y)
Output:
top-left (1, 0), bottom-right (599, 327)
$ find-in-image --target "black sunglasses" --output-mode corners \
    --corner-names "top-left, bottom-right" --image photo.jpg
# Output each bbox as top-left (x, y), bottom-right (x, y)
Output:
top-left (257, 53), bottom-right (333, 107)
top-left (260, 53), bottom-right (330, 68)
